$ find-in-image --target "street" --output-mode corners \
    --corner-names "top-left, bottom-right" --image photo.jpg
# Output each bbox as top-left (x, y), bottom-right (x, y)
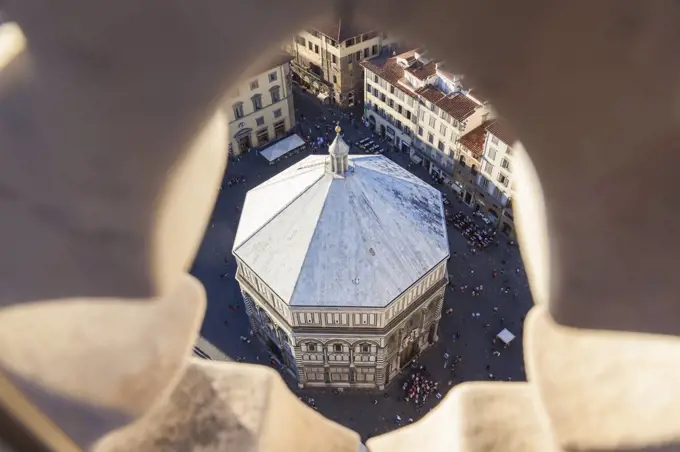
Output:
top-left (190, 86), bottom-right (533, 441)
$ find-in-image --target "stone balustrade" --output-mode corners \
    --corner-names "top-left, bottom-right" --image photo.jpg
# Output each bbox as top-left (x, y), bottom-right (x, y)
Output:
top-left (1, 1), bottom-right (680, 451)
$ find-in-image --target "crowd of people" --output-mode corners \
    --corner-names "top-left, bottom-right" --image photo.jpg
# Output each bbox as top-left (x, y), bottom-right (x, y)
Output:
top-left (447, 211), bottom-right (497, 249)
top-left (401, 365), bottom-right (441, 409)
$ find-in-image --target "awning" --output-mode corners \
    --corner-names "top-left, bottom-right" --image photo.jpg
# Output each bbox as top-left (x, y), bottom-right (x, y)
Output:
top-left (317, 92), bottom-right (329, 102)
top-left (451, 182), bottom-right (463, 194)
top-left (410, 154), bottom-right (423, 164)
top-left (259, 134), bottom-right (306, 163)
top-left (496, 328), bottom-right (516, 345)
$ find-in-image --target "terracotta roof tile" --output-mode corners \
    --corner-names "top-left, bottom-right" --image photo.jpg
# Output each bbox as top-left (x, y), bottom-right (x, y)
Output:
top-left (414, 86), bottom-right (445, 104)
top-left (485, 119), bottom-right (518, 145)
top-left (405, 61), bottom-right (437, 81)
top-left (459, 120), bottom-right (494, 160)
top-left (361, 55), bottom-right (419, 98)
top-left (437, 93), bottom-right (480, 122)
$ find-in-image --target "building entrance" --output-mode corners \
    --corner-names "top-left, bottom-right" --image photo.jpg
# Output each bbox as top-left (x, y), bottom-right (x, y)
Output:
top-left (237, 134), bottom-right (252, 154)
top-left (428, 324), bottom-right (437, 344)
top-left (264, 335), bottom-right (284, 363)
top-left (400, 341), bottom-right (419, 368)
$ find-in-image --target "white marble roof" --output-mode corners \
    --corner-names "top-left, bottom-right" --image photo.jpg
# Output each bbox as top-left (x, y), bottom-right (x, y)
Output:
top-left (233, 154), bottom-right (449, 308)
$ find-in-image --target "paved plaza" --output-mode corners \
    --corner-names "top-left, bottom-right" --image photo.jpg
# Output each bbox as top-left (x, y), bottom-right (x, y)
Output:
top-left (190, 87), bottom-right (534, 441)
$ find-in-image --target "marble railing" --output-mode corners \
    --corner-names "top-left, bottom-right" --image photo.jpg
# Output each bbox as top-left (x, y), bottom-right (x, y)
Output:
top-left (1, 1), bottom-right (680, 451)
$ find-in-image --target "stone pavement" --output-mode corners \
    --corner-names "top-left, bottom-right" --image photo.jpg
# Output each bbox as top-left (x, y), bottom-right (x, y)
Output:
top-left (190, 87), bottom-right (533, 442)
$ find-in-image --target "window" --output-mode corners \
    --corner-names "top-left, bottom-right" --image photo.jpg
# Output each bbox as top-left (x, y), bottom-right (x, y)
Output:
top-left (430, 104), bottom-right (438, 114)
top-left (270, 86), bottom-right (281, 103)
top-left (418, 126), bottom-right (424, 136)
top-left (380, 93), bottom-right (386, 102)
top-left (308, 343), bottom-right (317, 352)
top-left (480, 177), bottom-right (490, 189)
top-left (506, 146), bottom-right (513, 156)
top-left (483, 160), bottom-right (494, 173)
top-left (268, 71), bottom-right (277, 82)
top-left (497, 173), bottom-right (509, 187)
top-left (439, 123), bottom-right (447, 137)
top-left (308, 41), bottom-right (313, 51)
top-left (333, 75), bottom-right (338, 84)
top-left (438, 140), bottom-right (445, 151)
top-left (388, 99), bottom-right (394, 108)
top-left (428, 116), bottom-right (436, 128)
top-left (372, 44), bottom-right (378, 55)
top-left (255, 116), bottom-right (265, 126)
top-left (419, 110), bottom-right (425, 120)
top-left (440, 110), bottom-right (449, 121)
top-left (491, 136), bottom-right (499, 145)
top-left (273, 108), bottom-right (282, 118)
top-left (501, 158), bottom-right (511, 170)
top-left (274, 120), bottom-right (286, 138)
top-left (390, 85), bottom-right (395, 94)
top-left (364, 48), bottom-right (369, 58)
top-left (451, 118), bottom-right (460, 128)
top-left (256, 127), bottom-right (269, 146)
top-left (332, 54), bottom-right (337, 64)
top-left (348, 54), bottom-right (354, 63)
top-left (250, 80), bottom-right (259, 90)
top-left (488, 147), bottom-right (497, 160)
top-left (314, 44), bottom-right (319, 54)
top-left (251, 94), bottom-right (262, 111)
top-left (361, 344), bottom-right (370, 353)
top-left (428, 133), bottom-right (434, 144)
top-left (345, 37), bottom-right (355, 47)
top-left (233, 102), bottom-right (244, 119)
top-left (295, 35), bottom-right (306, 46)
top-left (373, 74), bottom-right (378, 83)
top-left (397, 105), bottom-right (403, 115)
top-left (355, 50), bottom-right (361, 61)
top-left (493, 186), bottom-right (503, 199)
top-left (459, 155), bottom-right (466, 167)
top-left (406, 111), bottom-right (412, 120)
top-left (334, 344), bottom-right (342, 353)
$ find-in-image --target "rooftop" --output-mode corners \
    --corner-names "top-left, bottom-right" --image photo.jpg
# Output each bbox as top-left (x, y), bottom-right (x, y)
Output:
top-left (309, 15), bottom-right (374, 43)
top-left (459, 119), bottom-right (495, 159)
top-left (233, 153), bottom-right (449, 308)
top-left (363, 48), bottom-right (483, 121)
top-left (486, 119), bottom-right (518, 146)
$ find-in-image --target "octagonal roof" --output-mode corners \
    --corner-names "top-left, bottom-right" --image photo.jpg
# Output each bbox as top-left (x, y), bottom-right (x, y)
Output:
top-left (233, 154), bottom-right (449, 308)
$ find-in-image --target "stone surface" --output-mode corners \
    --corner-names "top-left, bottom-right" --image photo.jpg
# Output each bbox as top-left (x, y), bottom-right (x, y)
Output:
top-left (94, 359), bottom-right (362, 452)
top-left (525, 305), bottom-right (680, 451)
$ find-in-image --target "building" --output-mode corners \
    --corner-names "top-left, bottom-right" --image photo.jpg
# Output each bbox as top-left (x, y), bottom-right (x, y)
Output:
top-left (284, 18), bottom-right (398, 107)
top-left (233, 127), bottom-right (449, 389)
top-left (361, 48), bottom-right (518, 236)
top-left (361, 48), bottom-right (491, 180)
top-left (223, 53), bottom-right (296, 156)
top-left (474, 119), bottom-right (517, 236)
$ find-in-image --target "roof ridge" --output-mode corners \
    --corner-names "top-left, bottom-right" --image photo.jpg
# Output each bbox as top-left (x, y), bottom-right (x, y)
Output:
top-left (233, 164), bottom-right (327, 253)
top-left (288, 176), bottom-right (337, 306)
top-left (354, 157), bottom-right (431, 189)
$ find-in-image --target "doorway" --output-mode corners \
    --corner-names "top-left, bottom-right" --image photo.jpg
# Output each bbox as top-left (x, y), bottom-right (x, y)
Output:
top-left (264, 335), bottom-right (283, 363)
top-left (400, 341), bottom-right (419, 368)
top-left (428, 323), bottom-right (437, 344)
top-left (379, 124), bottom-right (386, 137)
top-left (237, 134), bottom-right (252, 154)
top-left (464, 191), bottom-right (472, 205)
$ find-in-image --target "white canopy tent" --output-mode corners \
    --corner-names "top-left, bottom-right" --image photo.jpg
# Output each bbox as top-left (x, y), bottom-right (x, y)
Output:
top-left (260, 134), bottom-right (306, 164)
top-left (496, 328), bottom-right (516, 345)
top-left (317, 92), bottom-right (330, 103)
